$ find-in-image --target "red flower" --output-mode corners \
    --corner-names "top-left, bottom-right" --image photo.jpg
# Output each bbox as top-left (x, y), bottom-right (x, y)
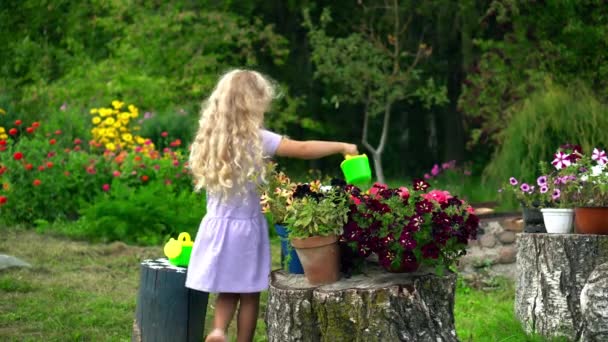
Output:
top-left (0, 196), bottom-right (7, 205)
top-left (13, 152), bottom-right (23, 160)
top-left (74, 138), bottom-right (82, 145)
top-left (141, 175), bottom-right (149, 182)
top-left (46, 161), bottom-right (54, 168)
top-left (33, 179), bottom-right (41, 186)
top-left (170, 139), bottom-right (182, 147)
top-left (49, 139), bottom-right (56, 145)
top-left (38, 165), bottom-right (45, 171)
top-left (14, 120), bottom-right (22, 125)
top-left (32, 122), bottom-right (40, 128)
top-left (102, 184), bottom-right (110, 192)
top-left (74, 146), bottom-right (81, 151)
top-left (64, 171), bottom-right (70, 176)
top-left (161, 131), bottom-right (168, 137)
top-left (9, 128), bottom-right (17, 135)
top-left (0, 140), bottom-right (5, 146)
top-left (0, 146), bottom-right (5, 152)
top-left (26, 127), bottom-right (34, 134)
top-left (55, 130), bottom-right (62, 135)
top-left (0, 166), bottom-right (6, 175)
top-left (25, 163), bottom-right (33, 171)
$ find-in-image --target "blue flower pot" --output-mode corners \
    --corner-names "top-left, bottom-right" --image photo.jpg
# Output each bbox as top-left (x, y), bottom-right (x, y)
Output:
top-left (274, 224), bottom-right (304, 274)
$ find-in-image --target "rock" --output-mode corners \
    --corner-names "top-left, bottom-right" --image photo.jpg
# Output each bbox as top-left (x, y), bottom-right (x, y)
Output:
top-left (0, 254), bottom-right (31, 270)
top-left (480, 234), bottom-right (496, 248)
top-left (580, 262), bottom-right (608, 341)
top-left (497, 231), bottom-right (517, 244)
top-left (497, 246), bottom-right (517, 264)
top-left (468, 239), bottom-right (479, 247)
top-left (501, 218), bottom-right (524, 232)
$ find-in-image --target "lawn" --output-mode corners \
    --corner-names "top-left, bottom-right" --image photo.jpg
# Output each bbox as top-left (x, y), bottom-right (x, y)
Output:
top-left (0, 228), bottom-right (563, 342)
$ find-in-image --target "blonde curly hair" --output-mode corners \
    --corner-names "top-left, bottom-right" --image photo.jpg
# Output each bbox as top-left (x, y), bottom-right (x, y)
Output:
top-left (189, 69), bottom-right (276, 200)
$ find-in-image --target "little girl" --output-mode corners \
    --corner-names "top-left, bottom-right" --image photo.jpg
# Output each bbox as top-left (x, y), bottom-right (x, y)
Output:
top-left (185, 69), bottom-right (358, 342)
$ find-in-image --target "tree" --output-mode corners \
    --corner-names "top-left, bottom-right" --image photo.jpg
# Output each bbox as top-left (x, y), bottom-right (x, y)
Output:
top-left (303, 1), bottom-right (448, 183)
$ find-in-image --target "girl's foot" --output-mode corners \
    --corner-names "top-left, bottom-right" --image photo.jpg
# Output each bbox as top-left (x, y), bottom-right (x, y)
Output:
top-left (205, 329), bottom-right (226, 342)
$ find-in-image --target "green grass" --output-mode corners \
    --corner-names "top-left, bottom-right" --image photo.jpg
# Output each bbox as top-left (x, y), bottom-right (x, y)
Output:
top-left (0, 227), bottom-right (560, 341)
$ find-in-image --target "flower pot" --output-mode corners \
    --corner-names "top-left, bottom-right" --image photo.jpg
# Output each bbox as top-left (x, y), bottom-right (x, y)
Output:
top-left (540, 208), bottom-right (574, 234)
top-left (522, 207), bottom-right (547, 233)
top-left (574, 207), bottom-right (608, 235)
top-left (274, 224), bottom-right (304, 274)
top-left (291, 235), bottom-right (341, 285)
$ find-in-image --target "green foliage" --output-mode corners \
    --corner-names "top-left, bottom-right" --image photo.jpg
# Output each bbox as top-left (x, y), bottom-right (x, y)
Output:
top-left (285, 190), bottom-right (350, 239)
top-left (79, 181), bottom-right (205, 245)
top-left (485, 82), bottom-right (608, 187)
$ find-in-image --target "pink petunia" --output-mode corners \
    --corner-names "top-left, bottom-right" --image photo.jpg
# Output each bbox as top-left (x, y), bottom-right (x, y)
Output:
top-left (431, 164), bottom-right (441, 176)
top-left (592, 148), bottom-right (608, 165)
top-left (552, 151), bottom-right (572, 170)
top-left (421, 189), bottom-right (452, 204)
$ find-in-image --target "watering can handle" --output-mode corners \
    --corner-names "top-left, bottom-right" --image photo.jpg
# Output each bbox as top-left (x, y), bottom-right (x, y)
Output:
top-left (178, 232), bottom-right (192, 243)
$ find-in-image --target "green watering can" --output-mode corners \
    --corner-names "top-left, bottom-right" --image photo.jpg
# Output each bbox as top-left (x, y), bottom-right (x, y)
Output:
top-left (341, 154), bottom-right (372, 187)
top-left (164, 232), bottom-right (194, 267)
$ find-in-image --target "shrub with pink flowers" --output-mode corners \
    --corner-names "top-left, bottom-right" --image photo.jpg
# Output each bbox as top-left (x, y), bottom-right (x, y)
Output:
top-left (341, 181), bottom-right (479, 274)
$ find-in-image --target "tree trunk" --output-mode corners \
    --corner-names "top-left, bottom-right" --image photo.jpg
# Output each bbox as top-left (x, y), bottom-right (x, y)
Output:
top-left (515, 233), bottom-right (608, 341)
top-left (132, 258), bottom-right (208, 342)
top-left (581, 262), bottom-right (608, 341)
top-left (265, 261), bottom-right (458, 342)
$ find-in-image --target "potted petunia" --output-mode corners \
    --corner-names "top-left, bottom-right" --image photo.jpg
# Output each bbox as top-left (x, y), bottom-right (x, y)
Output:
top-left (341, 181), bottom-right (479, 274)
top-left (500, 176), bottom-right (546, 233)
top-left (564, 147), bottom-right (608, 234)
top-left (259, 162), bottom-right (304, 274)
top-left (284, 183), bottom-right (350, 285)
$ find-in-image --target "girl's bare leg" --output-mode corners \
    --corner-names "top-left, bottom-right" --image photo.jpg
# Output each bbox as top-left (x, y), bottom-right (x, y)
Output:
top-left (206, 293), bottom-right (239, 342)
top-left (236, 292), bottom-right (261, 342)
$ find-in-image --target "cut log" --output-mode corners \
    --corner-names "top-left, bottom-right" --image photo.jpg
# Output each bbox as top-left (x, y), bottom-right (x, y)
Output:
top-left (133, 258), bottom-right (208, 342)
top-left (581, 262), bottom-right (608, 341)
top-left (515, 233), bottom-right (608, 340)
top-left (265, 261), bottom-right (458, 342)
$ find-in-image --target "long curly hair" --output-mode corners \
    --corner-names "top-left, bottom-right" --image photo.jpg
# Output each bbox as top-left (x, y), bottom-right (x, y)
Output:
top-left (188, 69), bottom-right (276, 200)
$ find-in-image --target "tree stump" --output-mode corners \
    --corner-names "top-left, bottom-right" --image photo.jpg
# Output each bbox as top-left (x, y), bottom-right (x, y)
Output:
top-left (265, 261), bottom-right (458, 342)
top-left (132, 258), bottom-right (209, 342)
top-left (515, 233), bottom-right (608, 340)
top-left (581, 262), bottom-right (608, 341)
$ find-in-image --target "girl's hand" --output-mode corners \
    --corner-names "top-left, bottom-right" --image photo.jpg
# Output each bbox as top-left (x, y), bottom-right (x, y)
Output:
top-left (342, 143), bottom-right (359, 156)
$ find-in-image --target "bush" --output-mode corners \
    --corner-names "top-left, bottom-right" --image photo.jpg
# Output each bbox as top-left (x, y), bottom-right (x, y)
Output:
top-left (485, 82), bottom-right (608, 186)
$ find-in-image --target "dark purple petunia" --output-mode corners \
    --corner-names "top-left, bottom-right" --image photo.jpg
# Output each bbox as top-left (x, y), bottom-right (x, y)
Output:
top-left (399, 232), bottom-right (417, 250)
top-left (415, 199), bottom-right (434, 214)
top-left (412, 178), bottom-right (430, 191)
top-left (432, 211), bottom-right (451, 227)
top-left (451, 214), bottom-right (465, 226)
top-left (421, 243), bottom-right (440, 259)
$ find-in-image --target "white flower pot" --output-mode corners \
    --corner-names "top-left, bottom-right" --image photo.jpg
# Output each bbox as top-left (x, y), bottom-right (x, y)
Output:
top-left (540, 208), bottom-right (574, 234)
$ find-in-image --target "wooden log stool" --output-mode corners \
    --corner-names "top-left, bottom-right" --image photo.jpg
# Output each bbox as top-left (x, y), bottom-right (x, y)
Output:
top-left (515, 233), bottom-right (608, 341)
top-left (265, 261), bottom-right (458, 342)
top-left (132, 258), bottom-right (208, 342)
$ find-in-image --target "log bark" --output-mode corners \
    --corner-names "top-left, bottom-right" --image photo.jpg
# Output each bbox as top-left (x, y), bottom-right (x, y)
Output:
top-left (581, 262), bottom-right (608, 341)
top-left (132, 258), bottom-right (208, 342)
top-left (265, 261), bottom-right (458, 342)
top-left (515, 233), bottom-right (608, 341)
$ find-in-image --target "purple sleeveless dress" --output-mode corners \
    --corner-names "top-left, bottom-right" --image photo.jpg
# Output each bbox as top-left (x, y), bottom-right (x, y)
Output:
top-left (185, 130), bottom-right (282, 293)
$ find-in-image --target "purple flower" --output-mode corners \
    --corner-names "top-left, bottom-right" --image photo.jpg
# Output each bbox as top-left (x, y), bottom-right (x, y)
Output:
top-left (592, 148), bottom-right (608, 165)
top-left (552, 188), bottom-right (561, 200)
top-left (552, 152), bottom-right (572, 170)
top-left (431, 164), bottom-right (441, 176)
top-left (540, 185), bottom-right (549, 194)
top-left (413, 179), bottom-right (430, 191)
top-left (415, 199), bottom-right (434, 214)
top-left (537, 176), bottom-right (547, 186)
top-left (421, 243), bottom-right (440, 259)
top-left (509, 177), bottom-right (518, 186)
top-left (399, 232), bottom-right (417, 250)
top-left (520, 183), bottom-right (530, 192)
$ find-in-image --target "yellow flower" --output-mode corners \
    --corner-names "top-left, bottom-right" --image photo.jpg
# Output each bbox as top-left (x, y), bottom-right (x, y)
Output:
top-left (112, 100), bottom-right (124, 110)
top-left (119, 126), bottom-right (127, 132)
top-left (106, 129), bottom-right (116, 138)
top-left (105, 142), bottom-right (116, 151)
top-left (113, 122), bottom-right (122, 128)
top-left (136, 136), bottom-right (145, 145)
top-left (104, 117), bottom-right (116, 126)
top-left (122, 133), bottom-right (133, 142)
top-left (120, 113), bottom-right (131, 121)
top-left (92, 117), bottom-right (101, 125)
top-left (0, 127), bottom-right (5, 133)
top-left (0, 108), bottom-right (6, 115)
top-left (0, 134), bottom-right (8, 140)
top-left (90, 108), bottom-right (98, 114)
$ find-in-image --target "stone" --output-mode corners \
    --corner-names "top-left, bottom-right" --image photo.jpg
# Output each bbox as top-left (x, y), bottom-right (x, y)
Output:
top-left (467, 239), bottom-right (480, 247)
top-left (0, 254), bottom-right (31, 270)
top-left (479, 234), bottom-right (496, 248)
top-left (501, 218), bottom-right (524, 232)
top-left (580, 262), bottom-right (608, 341)
top-left (497, 231), bottom-right (517, 244)
top-left (497, 246), bottom-right (517, 264)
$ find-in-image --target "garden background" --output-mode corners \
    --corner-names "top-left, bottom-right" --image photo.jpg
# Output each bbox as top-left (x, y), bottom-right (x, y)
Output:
top-left (0, 0), bottom-right (606, 341)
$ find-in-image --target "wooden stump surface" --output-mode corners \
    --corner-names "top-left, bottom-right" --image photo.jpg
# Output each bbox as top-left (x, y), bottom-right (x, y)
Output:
top-left (516, 233), bottom-right (608, 341)
top-left (266, 261), bottom-right (458, 342)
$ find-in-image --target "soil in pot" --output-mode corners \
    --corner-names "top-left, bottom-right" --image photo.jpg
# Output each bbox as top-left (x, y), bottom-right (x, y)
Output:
top-left (575, 207), bottom-right (608, 235)
top-left (291, 235), bottom-right (341, 285)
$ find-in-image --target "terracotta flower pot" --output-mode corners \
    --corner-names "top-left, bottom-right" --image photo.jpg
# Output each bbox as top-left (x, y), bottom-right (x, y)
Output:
top-left (291, 235), bottom-right (341, 285)
top-left (575, 207), bottom-right (608, 235)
